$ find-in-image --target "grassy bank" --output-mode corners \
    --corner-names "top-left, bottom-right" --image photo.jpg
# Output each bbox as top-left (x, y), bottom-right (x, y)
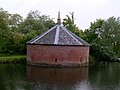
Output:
top-left (0, 55), bottom-right (26, 64)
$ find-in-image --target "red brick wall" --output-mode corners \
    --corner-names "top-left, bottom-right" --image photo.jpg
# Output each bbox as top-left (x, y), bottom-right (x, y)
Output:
top-left (27, 45), bottom-right (89, 66)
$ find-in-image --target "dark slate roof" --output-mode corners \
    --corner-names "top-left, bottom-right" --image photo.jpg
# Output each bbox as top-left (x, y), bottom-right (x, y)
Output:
top-left (27, 24), bottom-right (90, 46)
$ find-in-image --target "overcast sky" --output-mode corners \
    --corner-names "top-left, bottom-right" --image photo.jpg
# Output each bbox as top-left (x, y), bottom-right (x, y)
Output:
top-left (0, 0), bottom-right (120, 29)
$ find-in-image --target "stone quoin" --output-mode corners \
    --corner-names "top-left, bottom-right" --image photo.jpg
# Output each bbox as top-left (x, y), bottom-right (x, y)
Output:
top-left (27, 12), bottom-right (90, 67)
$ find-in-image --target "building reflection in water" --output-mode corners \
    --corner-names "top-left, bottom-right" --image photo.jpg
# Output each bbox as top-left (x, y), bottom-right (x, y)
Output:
top-left (27, 65), bottom-right (89, 90)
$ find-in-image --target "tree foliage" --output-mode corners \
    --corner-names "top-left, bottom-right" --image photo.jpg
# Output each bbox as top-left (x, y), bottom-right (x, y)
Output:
top-left (63, 12), bottom-right (84, 37)
top-left (0, 8), bottom-right (55, 54)
top-left (85, 17), bottom-right (120, 62)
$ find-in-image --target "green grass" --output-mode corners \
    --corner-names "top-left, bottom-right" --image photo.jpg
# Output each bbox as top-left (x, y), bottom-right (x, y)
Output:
top-left (0, 55), bottom-right (26, 64)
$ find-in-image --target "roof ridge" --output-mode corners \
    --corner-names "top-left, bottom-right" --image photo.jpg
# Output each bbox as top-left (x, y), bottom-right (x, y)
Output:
top-left (60, 26), bottom-right (83, 45)
top-left (67, 30), bottom-right (90, 45)
top-left (54, 25), bottom-right (60, 44)
top-left (30, 25), bottom-right (57, 44)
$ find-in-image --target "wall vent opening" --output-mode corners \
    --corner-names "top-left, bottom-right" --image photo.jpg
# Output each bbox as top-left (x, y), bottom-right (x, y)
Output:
top-left (55, 58), bottom-right (57, 62)
top-left (80, 58), bottom-right (82, 62)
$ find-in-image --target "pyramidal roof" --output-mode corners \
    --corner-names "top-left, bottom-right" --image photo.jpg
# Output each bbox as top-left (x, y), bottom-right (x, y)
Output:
top-left (27, 13), bottom-right (89, 46)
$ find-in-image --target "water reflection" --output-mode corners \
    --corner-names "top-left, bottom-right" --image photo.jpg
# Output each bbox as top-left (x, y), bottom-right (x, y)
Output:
top-left (89, 64), bottom-right (120, 90)
top-left (1, 63), bottom-right (120, 90)
top-left (27, 65), bottom-right (89, 90)
top-left (0, 64), bottom-right (26, 90)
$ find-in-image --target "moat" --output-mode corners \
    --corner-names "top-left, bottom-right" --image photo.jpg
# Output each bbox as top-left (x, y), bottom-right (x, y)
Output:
top-left (0, 63), bottom-right (120, 90)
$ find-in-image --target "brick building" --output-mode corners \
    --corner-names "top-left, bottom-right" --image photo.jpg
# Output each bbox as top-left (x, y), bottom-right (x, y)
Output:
top-left (27, 12), bottom-right (90, 67)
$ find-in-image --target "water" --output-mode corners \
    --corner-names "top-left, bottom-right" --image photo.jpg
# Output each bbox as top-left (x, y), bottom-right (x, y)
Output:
top-left (0, 63), bottom-right (120, 90)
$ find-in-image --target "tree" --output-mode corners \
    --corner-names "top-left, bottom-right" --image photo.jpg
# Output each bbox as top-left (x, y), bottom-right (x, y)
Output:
top-left (63, 12), bottom-right (84, 37)
top-left (63, 12), bottom-right (77, 32)
top-left (19, 10), bottom-right (55, 35)
top-left (0, 8), bottom-right (11, 53)
top-left (102, 17), bottom-right (120, 57)
top-left (85, 17), bottom-right (120, 62)
top-left (84, 19), bottom-right (104, 43)
top-left (8, 14), bottom-right (23, 32)
top-left (0, 8), bottom-right (55, 54)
